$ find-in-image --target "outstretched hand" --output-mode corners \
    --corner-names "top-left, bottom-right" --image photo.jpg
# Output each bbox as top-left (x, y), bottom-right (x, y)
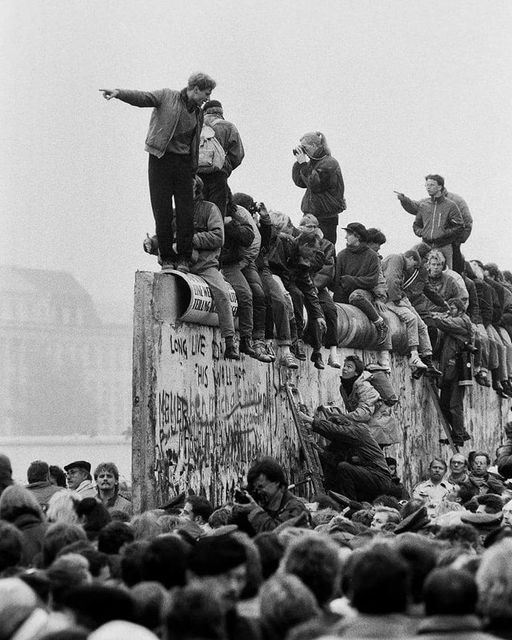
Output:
top-left (298, 410), bottom-right (313, 425)
top-left (99, 89), bottom-right (119, 100)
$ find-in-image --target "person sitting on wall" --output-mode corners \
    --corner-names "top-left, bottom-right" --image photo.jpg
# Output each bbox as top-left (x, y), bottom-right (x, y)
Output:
top-left (382, 249), bottom-right (441, 376)
top-left (468, 451), bottom-right (505, 495)
top-left (484, 262), bottom-right (512, 376)
top-left (430, 297), bottom-right (475, 447)
top-left (94, 462), bottom-right (132, 515)
top-left (463, 261), bottom-right (491, 388)
top-left (232, 457), bottom-right (308, 534)
top-left (267, 213), bottom-right (327, 369)
top-left (297, 214), bottom-right (341, 368)
top-left (333, 222), bottom-right (389, 348)
top-left (64, 460), bottom-right (97, 499)
top-left (291, 130), bottom-right (345, 245)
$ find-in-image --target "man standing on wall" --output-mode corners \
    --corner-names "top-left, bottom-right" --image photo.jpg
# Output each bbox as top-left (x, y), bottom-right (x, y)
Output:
top-left (100, 72), bottom-right (216, 273)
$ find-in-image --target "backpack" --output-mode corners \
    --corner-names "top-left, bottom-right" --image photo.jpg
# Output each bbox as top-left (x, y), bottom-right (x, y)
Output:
top-left (198, 119), bottom-right (226, 172)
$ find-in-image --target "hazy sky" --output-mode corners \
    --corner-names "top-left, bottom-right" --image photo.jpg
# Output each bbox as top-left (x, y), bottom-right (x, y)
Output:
top-left (2, 0), bottom-right (511, 321)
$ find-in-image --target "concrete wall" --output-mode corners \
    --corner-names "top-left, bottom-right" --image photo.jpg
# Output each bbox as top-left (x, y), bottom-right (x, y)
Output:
top-left (132, 271), bottom-right (512, 512)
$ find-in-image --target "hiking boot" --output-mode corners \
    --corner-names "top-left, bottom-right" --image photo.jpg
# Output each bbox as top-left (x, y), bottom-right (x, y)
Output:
top-left (224, 337), bottom-right (240, 361)
top-left (291, 339), bottom-right (307, 361)
top-left (176, 260), bottom-right (190, 274)
top-left (421, 355), bottom-right (442, 377)
top-left (474, 370), bottom-right (491, 387)
top-left (327, 354), bottom-right (341, 369)
top-left (311, 350), bottom-right (325, 370)
top-left (253, 340), bottom-right (273, 363)
top-left (160, 261), bottom-right (176, 273)
top-left (279, 352), bottom-right (299, 369)
top-left (374, 321), bottom-right (389, 346)
top-left (239, 337), bottom-right (256, 358)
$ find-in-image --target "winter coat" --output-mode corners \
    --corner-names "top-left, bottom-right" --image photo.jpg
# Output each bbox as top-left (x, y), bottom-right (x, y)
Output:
top-left (382, 253), bottom-right (410, 303)
top-left (401, 194), bottom-right (464, 247)
top-left (115, 88), bottom-right (203, 167)
top-left (201, 111), bottom-right (245, 176)
top-left (247, 489), bottom-right (308, 533)
top-left (333, 244), bottom-right (380, 301)
top-left (220, 211), bottom-right (255, 266)
top-left (191, 200), bottom-right (224, 271)
top-left (235, 205), bottom-right (261, 265)
top-left (473, 279), bottom-right (494, 327)
top-left (312, 235), bottom-right (336, 291)
top-left (431, 313), bottom-right (474, 382)
top-left (12, 511), bottom-right (49, 565)
top-left (292, 154), bottom-right (345, 220)
top-left (25, 481), bottom-right (61, 511)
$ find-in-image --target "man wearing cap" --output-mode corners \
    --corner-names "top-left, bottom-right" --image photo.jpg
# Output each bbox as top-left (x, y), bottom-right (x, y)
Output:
top-left (198, 100), bottom-right (245, 218)
top-left (64, 460), bottom-right (97, 498)
top-left (187, 533), bottom-right (260, 640)
top-left (333, 222), bottom-right (389, 345)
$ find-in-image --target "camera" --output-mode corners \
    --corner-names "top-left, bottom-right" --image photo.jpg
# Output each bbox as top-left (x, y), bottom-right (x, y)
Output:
top-left (249, 202), bottom-right (262, 215)
top-left (293, 145), bottom-right (305, 156)
top-left (234, 488), bottom-right (251, 504)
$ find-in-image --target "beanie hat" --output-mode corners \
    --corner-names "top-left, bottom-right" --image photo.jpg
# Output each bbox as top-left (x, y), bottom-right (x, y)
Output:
top-left (203, 100), bottom-right (223, 112)
top-left (188, 533), bottom-right (246, 576)
top-left (232, 192), bottom-right (255, 211)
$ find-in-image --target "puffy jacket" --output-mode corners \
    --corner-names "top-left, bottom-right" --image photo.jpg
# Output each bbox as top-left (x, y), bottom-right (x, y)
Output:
top-left (191, 200), bottom-right (224, 271)
top-left (292, 153), bottom-right (345, 220)
top-left (235, 206), bottom-right (261, 265)
top-left (401, 194), bottom-right (464, 247)
top-left (201, 111), bottom-right (245, 176)
top-left (220, 211), bottom-right (255, 266)
top-left (115, 88), bottom-right (203, 167)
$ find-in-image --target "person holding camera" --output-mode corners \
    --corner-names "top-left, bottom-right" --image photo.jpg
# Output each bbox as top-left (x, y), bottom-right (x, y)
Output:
top-left (292, 131), bottom-right (345, 245)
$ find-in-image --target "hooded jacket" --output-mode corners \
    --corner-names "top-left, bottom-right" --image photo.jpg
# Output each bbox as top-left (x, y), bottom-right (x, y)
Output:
top-left (292, 152), bottom-right (345, 220)
top-left (191, 199), bottom-right (224, 271)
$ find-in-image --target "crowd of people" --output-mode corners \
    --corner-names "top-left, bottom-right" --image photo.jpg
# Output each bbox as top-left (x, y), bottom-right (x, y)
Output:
top-left (3, 450), bottom-right (512, 638)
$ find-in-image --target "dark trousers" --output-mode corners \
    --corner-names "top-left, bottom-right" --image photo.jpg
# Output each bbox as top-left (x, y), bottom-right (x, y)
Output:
top-left (241, 262), bottom-right (267, 341)
top-left (260, 267), bottom-right (294, 345)
top-left (199, 171), bottom-right (228, 218)
top-left (440, 378), bottom-right (466, 443)
top-left (287, 281), bottom-right (323, 350)
top-left (148, 152), bottom-right (194, 262)
top-left (318, 217), bottom-right (339, 245)
top-left (336, 462), bottom-right (391, 502)
top-left (318, 288), bottom-right (338, 347)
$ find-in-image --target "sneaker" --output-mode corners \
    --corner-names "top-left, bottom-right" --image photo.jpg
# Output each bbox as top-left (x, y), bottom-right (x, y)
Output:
top-left (160, 261), bottom-right (176, 273)
top-left (311, 351), bottom-right (325, 370)
top-left (224, 337), bottom-right (240, 360)
top-left (176, 260), bottom-right (190, 274)
top-left (375, 321), bottom-right (389, 346)
top-left (327, 354), bottom-right (341, 368)
top-left (292, 339), bottom-right (307, 361)
top-left (409, 354), bottom-right (428, 370)
top-left (279, 353), bottom-right (299, 369)
top-left (253, 340), bottom-right (273, 363)
top-left (239, 337), bottom-right (256, 358)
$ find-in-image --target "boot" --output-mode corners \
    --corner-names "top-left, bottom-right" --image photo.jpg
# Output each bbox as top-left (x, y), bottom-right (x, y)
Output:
top-left (239, 337), bottom-right (256, 358)
top-left (291, 339), bottom-right (307, 361)
top-left (311, 350), bottom-right (325, 370)
top-left (421, 354), bottom-right (442, 377)
top-left (252, 340), bottom-right (273, 363)
top-left (374, 320), bottom-right (389, 346)
top-left (224, 337), bottom-right (240, 360)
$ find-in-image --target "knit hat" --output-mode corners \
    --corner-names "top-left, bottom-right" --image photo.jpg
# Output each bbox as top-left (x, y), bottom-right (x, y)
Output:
top-left (203, 100), bottom-right (223, 113)
top-left (188, 533), bottom-right (246, 576)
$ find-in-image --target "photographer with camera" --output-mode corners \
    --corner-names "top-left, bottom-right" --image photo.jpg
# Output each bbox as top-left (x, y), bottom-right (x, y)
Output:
top-left (232, 457), bottom-right (308, 533)
top-left (292, 131), bottom-right (345, 245)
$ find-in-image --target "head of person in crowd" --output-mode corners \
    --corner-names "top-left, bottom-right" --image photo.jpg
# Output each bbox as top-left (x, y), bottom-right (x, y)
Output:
top-left (426, 249), bottom-right (446, 278)
top-left (373, 494), bottom-right (402, 511)
top-left (348, 545), bottom-right (410, 614)
top-left (94, 462), bottom-right (121, 499)
top-left (131, 512), bottom-right (162, 540)
top-left (386, 457), bottom-right (399, 478)
top-left (402, 249), bottom-right (421, 272)
top-left (423, 567), bottom-right (478, 616)
top-left (121, 541), bottom-right (150, 588)
top-left (447, 297), bottom-right (465, 318)
top-left (340, 354), bottom-right (364, 382)
top-left (424, 174), bottom-right (445, 198)
top-left (186, 72), bottom-right (216, 107)
top-left (343, 222), bottom-right (368, 248)
top-left (74, 497), bottom-right (111, 541)
top-left (298, 214), bottom-right (322, 239)
top-left (299, 130), bottom-right (330, 159)
top-left (427, 458), bottom-right (448, 485)
top-left (469, 259), bottom-right (485, 281)
top-left (58, 543), bottom-right (110, 581)
top-left (27, 459), bottom-right (51, 484)
top-left (46, 553), bottom-right (92, 610)
top-left (260, 573), bottom-right (320, 640)
top-left (187, 533), bottom-right (247, 614)
top-left (42, 522), bottom-right (87, 568)
top-left (449, 453), bottom-right (468, 481)
top-left (141, 534), bottom-right (188, 590)
top-left (231, 531), bottom-right (263, 600)
top-left (268, 211), bottom-right (297, 236)
top-left (164, 583), bottom-right (225, 640)
top-left (476, 539), bottom-right (512, 627)
top-left (0, 521), bottom-right (24, 574)
top-left (436, 523), bottom-right (481, 553)
top-left (483, 262), bottom-right (502, 281)
top-left (64, 460), bottom-right (92, 491)
top-left (370, 506), bottom-right (401, 531)
top-left (130, 581), bottom-right (169, 634)
top-left (0, 577), bottom-right (39, 639)
top-left (232, 192), bottom-right (261, 217)
top-left (203, 98), bottom-right (223, 116)
top-left (0, 454), bottom-right (13, 497)
top-left (182, 495), bottom-right (214, 527)
top-left (0, 484), bottom-right (44, 524)
top-left (476, 494), bottom-right (503, 515)
top-left (49, 465), bottom-right (67, 488)
top-left (412, 242), bottom-right (433, 265)
top-left (63, 584), bottom-right (136, 632)
top-left (366, 227), bottom-right (387, 253)
top-left (281, 532), bottom-right (341, 608)
top-left (471, 451), bottom-right (491, 477)
top-left (46, 489), bottom-right (80, 524)
top-left (253, 532), bottom-right (285, 580)
top-left (502, 498), bottom-right (512, 527)
top-left (246, 457), bottom-right (288, 508)
top-left (395, 533), bottom-right (438, 606)
top-left (208, 507), bottom-right (233, 530)
top-left (97, 521), bottom-right (135, 555)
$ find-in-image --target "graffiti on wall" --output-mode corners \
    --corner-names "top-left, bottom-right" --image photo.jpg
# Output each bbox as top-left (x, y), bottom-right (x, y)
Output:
top-left (154, 325), bottom-right (293, 504)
